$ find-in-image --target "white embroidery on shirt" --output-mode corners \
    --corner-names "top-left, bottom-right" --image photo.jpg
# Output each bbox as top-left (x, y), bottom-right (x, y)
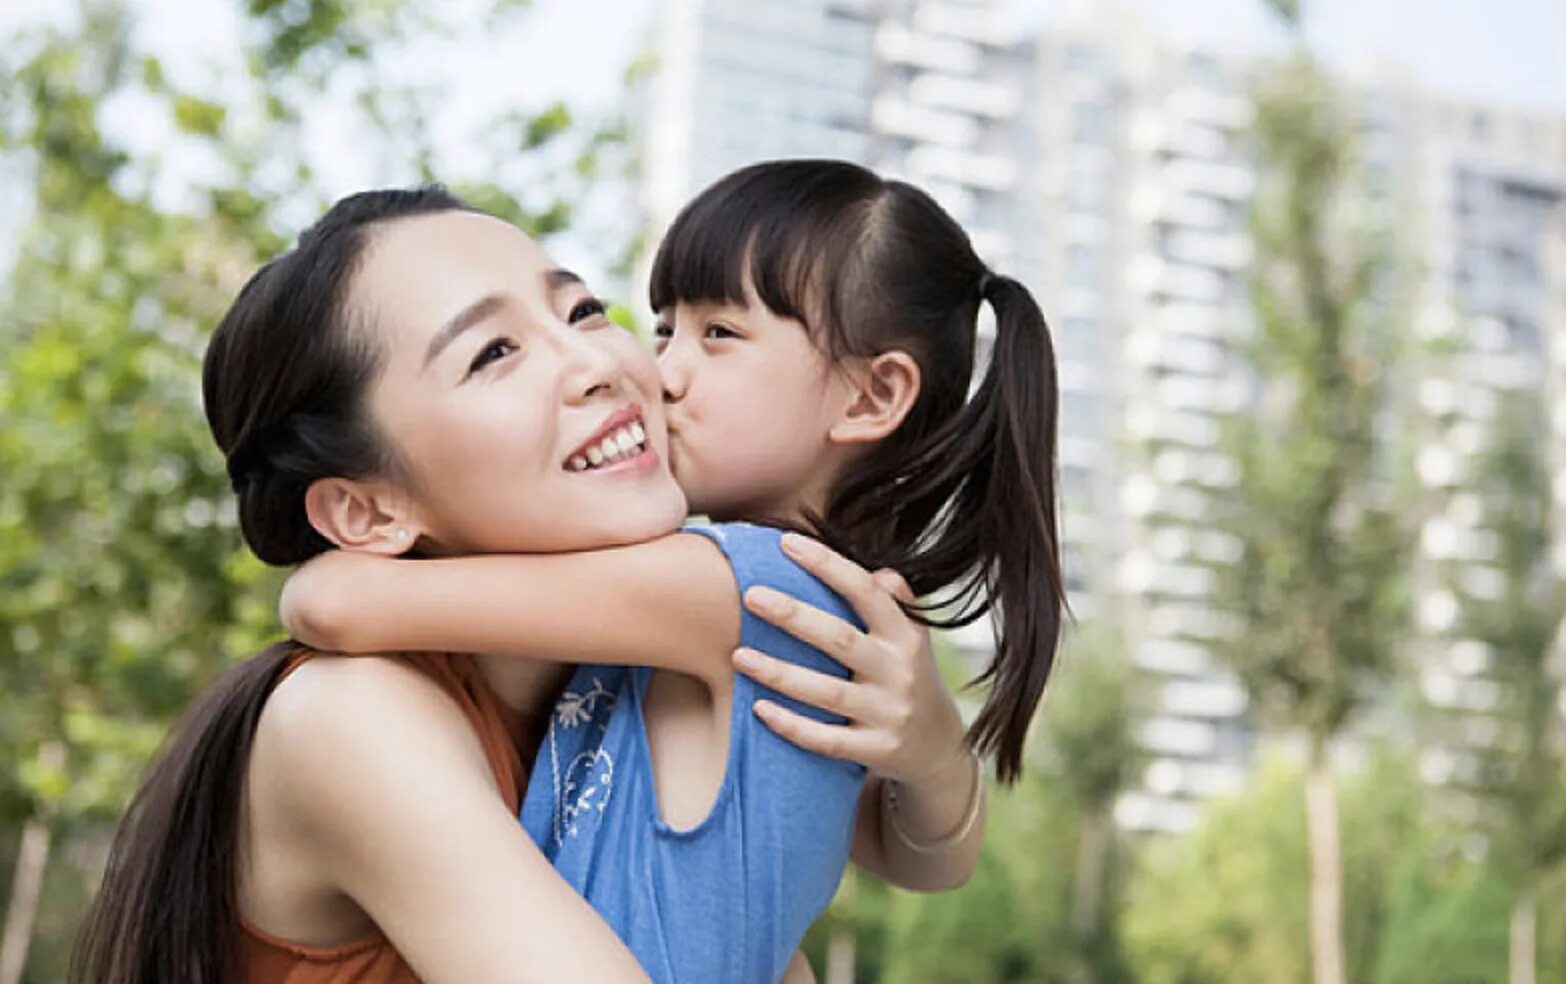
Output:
top-left (547, 675), bottom-right (618, 847)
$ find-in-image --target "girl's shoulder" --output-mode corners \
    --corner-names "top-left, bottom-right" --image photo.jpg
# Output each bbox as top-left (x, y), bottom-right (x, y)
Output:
top-left (684, 522), bottom-right (856, 625)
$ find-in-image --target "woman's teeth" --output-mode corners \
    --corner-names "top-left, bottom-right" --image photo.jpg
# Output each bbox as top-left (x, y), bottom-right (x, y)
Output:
top-left (567, 421), bottom-right (647, 472)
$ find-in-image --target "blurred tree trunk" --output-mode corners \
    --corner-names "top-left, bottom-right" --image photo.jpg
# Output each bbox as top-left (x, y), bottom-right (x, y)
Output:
top-left (1223, 5), bottom-right (1410, 983)
top-left (1509, 891), bottom-right (1535, 984)
top-left (1305, 746), bottom-right (1345, 984)
top-left (0, 817), bottom-right (51, 984)
top-left (1068, 801), bottom-right (1113, 984)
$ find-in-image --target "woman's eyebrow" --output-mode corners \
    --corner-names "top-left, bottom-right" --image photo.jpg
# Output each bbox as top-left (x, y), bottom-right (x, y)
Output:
top-left (423, 293), bottom-right (506, 369)
top-left (546, 267), bottom-right (583, 292)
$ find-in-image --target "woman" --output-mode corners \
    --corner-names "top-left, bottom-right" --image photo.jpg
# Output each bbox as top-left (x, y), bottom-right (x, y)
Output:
top-left (73, 186), bottom-right (977, 983)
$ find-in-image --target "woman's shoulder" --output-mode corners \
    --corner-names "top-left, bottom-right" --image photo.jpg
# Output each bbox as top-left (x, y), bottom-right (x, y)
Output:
top-left (253, 654), bottom-right (496, 815)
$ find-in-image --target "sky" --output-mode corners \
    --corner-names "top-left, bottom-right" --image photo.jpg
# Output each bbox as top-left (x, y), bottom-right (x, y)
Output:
top-left (2, 0), bottom-right (1563, 286)
top-left (7, 0), bottom-right (1565, 114)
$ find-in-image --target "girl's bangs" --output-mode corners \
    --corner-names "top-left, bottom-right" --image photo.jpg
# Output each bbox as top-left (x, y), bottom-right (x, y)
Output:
top-left (648, 161), bottom-right (881, 335)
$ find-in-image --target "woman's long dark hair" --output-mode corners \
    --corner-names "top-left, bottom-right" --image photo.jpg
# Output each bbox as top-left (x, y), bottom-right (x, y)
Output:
top-left (650, 160), bottom-right (1066, 782)
top-left (71, 186), bottom-right (472, 984)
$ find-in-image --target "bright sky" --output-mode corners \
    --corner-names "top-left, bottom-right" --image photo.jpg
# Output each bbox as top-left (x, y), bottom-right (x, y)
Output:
top-left (2, 0), bottom-right (1563, 285)
top-left (7, 0), bottom-right (1564, 113)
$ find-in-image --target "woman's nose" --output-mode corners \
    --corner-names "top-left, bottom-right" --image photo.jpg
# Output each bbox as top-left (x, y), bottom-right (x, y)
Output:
top-left (558, 328), bottom-right (623, 402)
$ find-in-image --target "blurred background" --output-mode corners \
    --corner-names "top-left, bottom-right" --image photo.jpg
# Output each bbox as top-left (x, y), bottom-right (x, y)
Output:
top-left (3, 0), bottom-right (1566, 981)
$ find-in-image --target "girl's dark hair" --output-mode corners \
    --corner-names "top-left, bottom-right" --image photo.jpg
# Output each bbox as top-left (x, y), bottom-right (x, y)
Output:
top-left (650, 160), bottom-right (1066, 782)
top-left (72, 186), bottom-right (472, 984)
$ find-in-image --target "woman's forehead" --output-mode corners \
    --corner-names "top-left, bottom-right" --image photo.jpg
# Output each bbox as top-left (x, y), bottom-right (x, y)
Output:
top-left (352, 212), bottom-right (558, 339)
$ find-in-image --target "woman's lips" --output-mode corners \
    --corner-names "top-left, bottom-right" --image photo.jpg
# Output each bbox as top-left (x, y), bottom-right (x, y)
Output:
top-left (571, 443), bottom-right (660, 478)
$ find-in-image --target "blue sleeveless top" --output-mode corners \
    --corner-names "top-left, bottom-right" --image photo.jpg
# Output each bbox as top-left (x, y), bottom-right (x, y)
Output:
top-left (520, 523), bottom-right (866, 983)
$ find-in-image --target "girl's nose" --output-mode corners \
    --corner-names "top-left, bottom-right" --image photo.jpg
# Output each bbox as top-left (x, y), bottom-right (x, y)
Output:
top-left (658, 339), bottom-right (690, 404)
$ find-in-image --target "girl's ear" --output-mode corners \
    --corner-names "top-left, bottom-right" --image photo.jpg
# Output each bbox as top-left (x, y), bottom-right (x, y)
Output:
top-left (829, 350), bottom-right (921, 446)
top-left (303, 477), bottom-right (421, 556)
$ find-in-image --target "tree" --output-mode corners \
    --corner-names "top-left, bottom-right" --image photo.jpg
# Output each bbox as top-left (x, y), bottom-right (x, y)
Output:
top-left (1444, 392), bottom-right (1566, 984)
top-left (1036, 624), bottom-right (1143, 984)
top-left (0, 1), bottom-right (629, 975)
top-left (1123, 751), bottom-right (1518, 984)
top-left (1218, 3), bottom-right (1413, 983)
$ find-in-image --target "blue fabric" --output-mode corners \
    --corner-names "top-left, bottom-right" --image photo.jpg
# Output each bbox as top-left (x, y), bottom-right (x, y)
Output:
top-left (520, 522), bottom-right (866, 983)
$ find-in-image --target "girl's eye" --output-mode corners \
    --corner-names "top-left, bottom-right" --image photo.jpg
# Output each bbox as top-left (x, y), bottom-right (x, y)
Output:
top-left (705, 323), bottom-right (738, 341)
top-left (467, 338), bottom-right (517, 376)
top-left (653, 323), bottom-right (673, 340)
top-left (569, 297), bottom-right (609, 326)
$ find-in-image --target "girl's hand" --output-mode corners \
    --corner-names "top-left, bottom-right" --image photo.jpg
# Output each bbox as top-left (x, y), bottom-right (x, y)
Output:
top-left (735, 533), bottom-right (969, 789)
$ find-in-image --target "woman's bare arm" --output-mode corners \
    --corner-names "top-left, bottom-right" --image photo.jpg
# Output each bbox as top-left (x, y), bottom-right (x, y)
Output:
top-left (251, 656), bottom-right (651, 983)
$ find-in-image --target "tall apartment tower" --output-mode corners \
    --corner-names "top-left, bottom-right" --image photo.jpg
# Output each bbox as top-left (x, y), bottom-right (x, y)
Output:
top-left (637, 0), bottom-right (1026, 271)
top-left (1401, 98), bottom-right (1566, 808)
top-left (638, 0), bottom-right (878, 239)
top-left (866, 0), bottom-right (1032, 273)
top-left (635, 1), bottom-right (1566, 833)
top-left (1028, 12), bottom-right (1259, 832)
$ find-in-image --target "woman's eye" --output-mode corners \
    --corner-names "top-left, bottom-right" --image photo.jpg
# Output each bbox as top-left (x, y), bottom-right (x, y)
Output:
top-left (467, 338), bottom-right (517, 375)
top-left (569, 297), bottom-right (608, 325)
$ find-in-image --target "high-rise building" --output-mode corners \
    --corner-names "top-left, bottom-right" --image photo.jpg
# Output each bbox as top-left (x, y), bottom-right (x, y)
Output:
top-left (639, 0), bottom-right (878, 240)
top-left (636, 0), bottom-right (1566, 834)
top-left (1399, 97), bottom-right (1566, 811)
top-left (1029, 12), bottom-right (1258, 831)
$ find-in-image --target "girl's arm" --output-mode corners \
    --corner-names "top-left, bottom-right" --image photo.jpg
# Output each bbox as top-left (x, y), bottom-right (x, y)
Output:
top-left (281, 532), bottom-right (985, 890)
top-left (250, 655), bottom-right (651, 982)
top-left (733, 535), bottom-right (984, 891)
top-left (282, 533), bottom-right (741, 688)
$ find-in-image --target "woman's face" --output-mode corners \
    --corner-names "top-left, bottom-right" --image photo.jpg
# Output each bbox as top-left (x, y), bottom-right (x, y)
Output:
top-left (353, 210), bottom-right (687, 553)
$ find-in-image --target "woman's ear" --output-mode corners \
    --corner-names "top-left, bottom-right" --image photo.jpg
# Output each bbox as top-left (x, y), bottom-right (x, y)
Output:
top-left (829, 351), bottom-right (921, 446)
top-left (303, 477), bottom-right (420, 556)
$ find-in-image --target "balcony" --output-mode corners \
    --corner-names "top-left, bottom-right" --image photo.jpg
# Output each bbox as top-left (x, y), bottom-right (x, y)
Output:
top-left (906, 144), bottom-right (1017, 191)
top-left (871, 95), bottom-right (977, 147)
top-left (874, 22), bottom-right (980, 74)
top-left (907, 71), bottom-right (1018, 119)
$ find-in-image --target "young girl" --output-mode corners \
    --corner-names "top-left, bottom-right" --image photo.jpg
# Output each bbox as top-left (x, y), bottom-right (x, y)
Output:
top-left (285, 160), bottom-right (1066, 980)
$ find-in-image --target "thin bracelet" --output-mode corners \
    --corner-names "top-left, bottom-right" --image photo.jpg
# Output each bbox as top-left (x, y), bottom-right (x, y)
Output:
top-left (884, 749), bottom-right (984, 854)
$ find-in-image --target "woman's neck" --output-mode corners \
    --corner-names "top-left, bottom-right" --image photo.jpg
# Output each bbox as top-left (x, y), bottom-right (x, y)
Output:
top-left (472, 654), bottom-right (573, 719)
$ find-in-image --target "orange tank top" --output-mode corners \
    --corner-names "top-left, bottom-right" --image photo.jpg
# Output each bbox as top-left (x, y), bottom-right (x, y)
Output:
top-left (238, 650), bottom-right (529, 983)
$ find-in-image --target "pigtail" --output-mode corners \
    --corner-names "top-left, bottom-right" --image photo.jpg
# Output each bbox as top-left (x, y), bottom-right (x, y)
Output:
top-left (816, 273), bottom-right (1066, 784)
top-left (962, 275), bottom-right (1067, 783)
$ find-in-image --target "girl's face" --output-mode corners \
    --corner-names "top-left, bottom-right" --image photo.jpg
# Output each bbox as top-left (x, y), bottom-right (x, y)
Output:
top-left (655, 287), bottom-right (855, 522)
top-left (354, 210), bottom-right (688, 553)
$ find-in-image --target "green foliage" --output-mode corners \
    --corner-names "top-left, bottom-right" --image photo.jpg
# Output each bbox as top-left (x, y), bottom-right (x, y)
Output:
top-left (1039, 623), bottom-right (1144, 812)
top-left (862, 773), bottom-right (1088, 984)
top-left (0, 0), bottom-right (631, 973)
top-left (1447, 392), bottom-right (1566, 889)
top-left (1122, 751), bottom-right (1522, 984)
top-left (1220, 47), bottom-right (1411, 744)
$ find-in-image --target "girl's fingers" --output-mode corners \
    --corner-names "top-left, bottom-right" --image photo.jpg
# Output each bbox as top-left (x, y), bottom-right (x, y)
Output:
top-left (872, 567), bottom-right (915, 604)
top-left (752, 699), bottom-right (878, 765)
top-left (734, 648), bottom-right (867, 720)
top-left (743, 586), bottom-right (874, 674)
top-left (778, 533), bottom-right (907, 635)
